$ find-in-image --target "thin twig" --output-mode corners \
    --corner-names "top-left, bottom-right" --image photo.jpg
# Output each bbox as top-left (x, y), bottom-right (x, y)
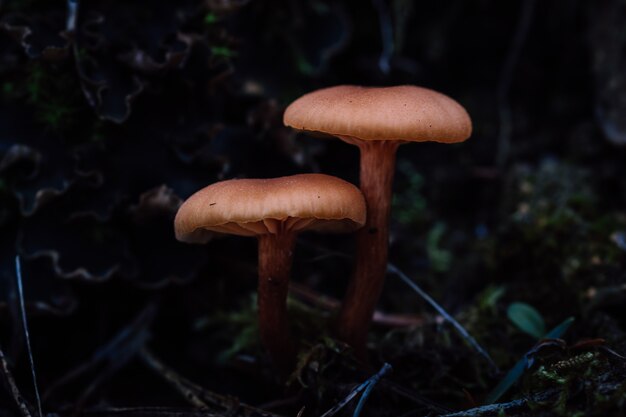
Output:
top-left (81, 408), bottom-right (224, 417)
top-left (15, 256), bottom-right (43, 417)
top-left (139, 348), bottom-right (283, 417)
top-left (352, 363), bottom-right (392, 417)
top-left (438, 389), bottom-right (559, 417)
top-left (138, 348), bottom-right (212, 409)
top-left (43, 304), bottom-right (156, 409)
top-left (0, 345), bottom-right (33, 417)
top-left (379, 379), bottom-right (450, 414)
top-left (320, 363), bottom-right (392, 417)
top-left (387, 263), bottom-right (499, 374)
top-left (289, 283), bottom-right (427, 327)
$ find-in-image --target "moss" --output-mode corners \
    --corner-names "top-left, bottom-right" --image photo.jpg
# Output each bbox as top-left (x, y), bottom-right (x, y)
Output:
top-left (393, 159), bottom-right (428, 226)
top-left (22, 62), bottom-right (85, 132)
top-left (212, 46), bottom-right (236, 59)
top-left (486, 160), bottom-right (626, 307)
top-left (204, 13), bottom-right (218, 26)
top-left (427, 222), bottom-right (452, 273)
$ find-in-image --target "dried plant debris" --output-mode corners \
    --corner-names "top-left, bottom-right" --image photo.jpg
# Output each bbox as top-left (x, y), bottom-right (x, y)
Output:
top-left (1, 0), bottom-right (229, 123)
top-left (18, 199), bottom-right (133, 282)
top-left (1, 107), bottom-right (228, 288)
top-left (0, 103), bottom-right (93, 215)
top-left (71, 0), bottom-right (198, 123)
top-left (126, 185), bottom-right (206, 288)
top-left (0, 7), bottom-right (70, 61)
top-left (15, 182), bottom-right (207, 287)
top-left (43, 304), bottom-right (157, 412)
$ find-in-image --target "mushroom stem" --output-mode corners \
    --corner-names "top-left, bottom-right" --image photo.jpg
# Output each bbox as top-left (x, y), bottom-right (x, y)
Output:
top-left (257, 232), bottom-right (297, 374)
top-left (337, 140), bottom-right (400, 358)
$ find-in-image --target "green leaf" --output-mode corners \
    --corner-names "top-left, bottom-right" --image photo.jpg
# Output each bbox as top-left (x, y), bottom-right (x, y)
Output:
top-left (507, 302), bottom-right (546, 339)
top-left (484, 317), bottom-right (575, 404)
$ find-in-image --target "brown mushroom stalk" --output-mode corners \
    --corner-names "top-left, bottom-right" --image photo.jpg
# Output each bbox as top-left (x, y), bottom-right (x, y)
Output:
top-left (257, 232), bottom-right (297, 373)
top-left (336, 139), bottom-right (399, 354)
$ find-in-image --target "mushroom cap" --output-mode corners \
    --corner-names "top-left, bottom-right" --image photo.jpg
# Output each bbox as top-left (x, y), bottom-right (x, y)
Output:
top-left (174, 174), bottom-right (366, 243)
top-left (283, 85), bottom-right (472, 143)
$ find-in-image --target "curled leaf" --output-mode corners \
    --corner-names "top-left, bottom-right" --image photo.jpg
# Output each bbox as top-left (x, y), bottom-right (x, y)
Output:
top-left (1, 11), bottom-right (71, 61)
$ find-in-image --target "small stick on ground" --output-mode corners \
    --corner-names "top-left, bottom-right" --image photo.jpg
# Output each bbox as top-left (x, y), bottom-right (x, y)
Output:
top-left (14, 256), bottom-right (43, 417)
top-left (139, 347), bottom-right (284, 417)
top-left (319, 363), bottom-right (392, 417)
top-left (387, 263), bottom-right (499, 374)
top-left (289, 282), bottom-right (427, 327)
top-left (0, 345), bottom-right (33, 417)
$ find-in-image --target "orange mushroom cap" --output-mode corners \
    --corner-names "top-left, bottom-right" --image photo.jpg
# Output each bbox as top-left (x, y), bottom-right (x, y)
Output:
top-left (284, 85), bottom-right (472, 143)
top-left (174, 173), bottom-right (366, 243)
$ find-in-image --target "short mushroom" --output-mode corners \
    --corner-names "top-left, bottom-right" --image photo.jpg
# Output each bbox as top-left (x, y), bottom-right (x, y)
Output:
top-left (174, 173), bottom-right (366, 374)
top-left (284, 85), bottom-right (472, 356)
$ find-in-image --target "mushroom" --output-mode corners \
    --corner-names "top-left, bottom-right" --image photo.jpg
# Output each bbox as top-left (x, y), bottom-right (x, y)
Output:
top-left (284, 85), bottom-right (472, 356)
top-left (174, 173), bottom-right (366, 373)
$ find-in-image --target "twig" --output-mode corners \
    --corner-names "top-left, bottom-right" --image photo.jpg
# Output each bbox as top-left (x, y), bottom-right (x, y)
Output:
top-left (387, 263), bottom-right (499, 374)
top-left (289, 283), bottom-right (427, 327)
top-left (0, 345), bottom-right (33, 417)
top-left (138, 348), bottom-right (212, 409)
top-left (139, 348), bottom-right (283, 417)
top-left (43, 304), bottom-right (156, 409)
top-left (319, 363), bottom-right (392, 417)
top-left (438, 389), bottom-right (559, 417)
top-left (352, 363), bottom-right (392, 417)
top-left (15, 256), bottom-right (43, 417)
top-left (377, 379), bottom-right (451, 413)
top-left (81, 407), bottom-right (224, 417)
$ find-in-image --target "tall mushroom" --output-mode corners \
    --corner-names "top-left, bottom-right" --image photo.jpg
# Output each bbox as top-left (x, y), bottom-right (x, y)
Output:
top-left (174, 173), bottom-right (366, 374)
top-left (284, 85), bottom-right (472, 357)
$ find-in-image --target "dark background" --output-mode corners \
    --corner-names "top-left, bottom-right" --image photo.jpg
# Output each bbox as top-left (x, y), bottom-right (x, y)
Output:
top-left (1, 0), bottom-right (625, 416)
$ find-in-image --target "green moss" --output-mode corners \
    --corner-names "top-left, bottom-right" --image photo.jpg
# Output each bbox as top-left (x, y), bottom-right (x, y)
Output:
top-left (393, 159), bottom-right (427, 226)
top-left (195, 295), bottom-right (260, 363)
top-left (2, 82), bottom-right (15, 96)
top-left (204, 13), bottom-right (218, 26)
top-left (490, 159), bottom-right (626, 295)
top-left (212, 46), bottom-right (236, 58)
top-left (427, 222), bottom-right (452, 273)
top-left (22, 63), bottom-right (84, 131)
